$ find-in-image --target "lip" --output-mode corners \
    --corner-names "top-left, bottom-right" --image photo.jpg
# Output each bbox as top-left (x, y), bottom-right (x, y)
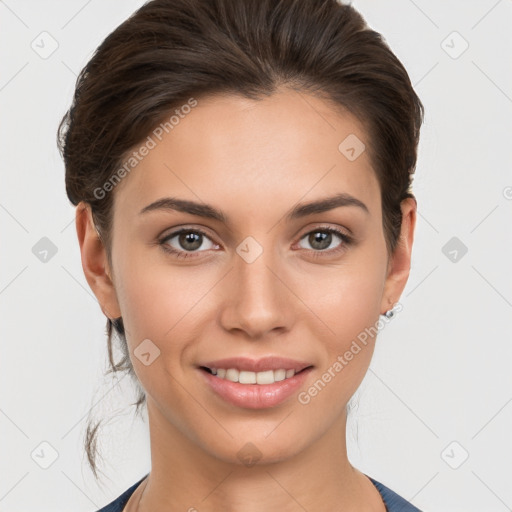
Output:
top-left (198, 365), bottom-right (314, 409)
top-left (198, 356), bottom-right (313, 373)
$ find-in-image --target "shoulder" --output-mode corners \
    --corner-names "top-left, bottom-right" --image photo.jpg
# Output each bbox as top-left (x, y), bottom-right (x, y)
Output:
top-left (366, 475), bottom-right (423, 512)
top-left (95, 474), bottom-right (148, 512)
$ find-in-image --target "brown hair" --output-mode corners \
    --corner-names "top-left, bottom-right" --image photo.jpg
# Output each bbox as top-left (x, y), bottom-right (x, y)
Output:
top-left (57, 0), bottom-right (424, 479)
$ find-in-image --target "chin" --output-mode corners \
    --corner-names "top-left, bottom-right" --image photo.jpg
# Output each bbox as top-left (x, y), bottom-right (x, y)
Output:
top-left (202, 431), bottom-right (309, 468)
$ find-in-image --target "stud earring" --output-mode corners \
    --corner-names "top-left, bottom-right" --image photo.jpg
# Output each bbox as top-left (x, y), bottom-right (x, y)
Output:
top-left (382, 299), bottom-right (396, 319)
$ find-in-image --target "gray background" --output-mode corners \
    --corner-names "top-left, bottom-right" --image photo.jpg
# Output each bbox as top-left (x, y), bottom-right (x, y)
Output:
top-left (1, 1), bottom-right (511, 511)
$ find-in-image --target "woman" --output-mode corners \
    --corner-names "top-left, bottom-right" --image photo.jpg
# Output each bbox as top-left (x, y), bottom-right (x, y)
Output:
top-left (58, 0), bottom-right (424, 510)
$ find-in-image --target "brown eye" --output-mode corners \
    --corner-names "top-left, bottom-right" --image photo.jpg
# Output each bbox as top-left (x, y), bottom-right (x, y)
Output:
top-left (296, 227), bottom-right (353, 258)
top-left (160, 228), bottom-right (217, 258)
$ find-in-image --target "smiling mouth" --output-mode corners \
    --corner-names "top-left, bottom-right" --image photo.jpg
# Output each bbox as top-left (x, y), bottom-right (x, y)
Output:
top-left (199, 366), bottom-right (312, 385)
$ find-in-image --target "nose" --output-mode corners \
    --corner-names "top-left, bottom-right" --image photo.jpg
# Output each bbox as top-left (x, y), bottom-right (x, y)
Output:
top-left (219, 241), bottom-right (292, 339)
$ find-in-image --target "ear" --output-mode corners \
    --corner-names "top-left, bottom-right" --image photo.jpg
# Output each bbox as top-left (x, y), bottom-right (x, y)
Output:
top-left (380, 197), bottom-right (417, 314)
top-left (75, 202), bottom-right (122, 320)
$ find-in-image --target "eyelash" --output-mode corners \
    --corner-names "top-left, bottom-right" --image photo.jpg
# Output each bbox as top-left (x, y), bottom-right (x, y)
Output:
top-left (158, 226), bottom-right (353, 260)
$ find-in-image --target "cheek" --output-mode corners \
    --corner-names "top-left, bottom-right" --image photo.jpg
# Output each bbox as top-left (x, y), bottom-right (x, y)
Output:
top-left (297, 248), bottom-right (386, 346)
top-left (115, 231), bottom-right (386, 348)
top-left (293, 247), bottom-right (386, 403)
top-left (116, 264), bottom-right (200, 341)
top-left (113, 246), bottom-right (218, 369)
top-left (112, 261), bottom-right (199, 406)
top-left (296, 280), bottom-right (382, 417)
top-left (332, 271), bottom-right (383, 344)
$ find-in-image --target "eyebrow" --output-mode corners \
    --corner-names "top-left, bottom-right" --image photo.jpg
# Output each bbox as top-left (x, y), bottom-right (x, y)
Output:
top-left (139, 192), bottom-right (369, 223)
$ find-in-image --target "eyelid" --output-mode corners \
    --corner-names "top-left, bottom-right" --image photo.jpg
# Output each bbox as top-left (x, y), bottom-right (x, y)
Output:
top-left (158, 223), bottom-right (354, 259)
top-left (296, 223), bottom-right (352, 240)
top-left (159, 224), bottom-right (216, 242)
top-left (158, 226), bottom-right (219, 255)
top-left (294, 225), bottom-right (353, 254)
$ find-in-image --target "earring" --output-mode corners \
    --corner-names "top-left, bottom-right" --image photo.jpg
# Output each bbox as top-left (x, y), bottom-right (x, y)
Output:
top-left (384, 309), bottom-right (395, 319)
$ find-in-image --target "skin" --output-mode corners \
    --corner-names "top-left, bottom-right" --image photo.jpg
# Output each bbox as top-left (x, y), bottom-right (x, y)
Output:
top-left (76, 87), bottom-right (416, 511)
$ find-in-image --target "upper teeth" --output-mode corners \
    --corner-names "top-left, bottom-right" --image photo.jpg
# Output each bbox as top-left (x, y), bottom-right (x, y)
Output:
top-left (210, 368), bottom-right (297, 384)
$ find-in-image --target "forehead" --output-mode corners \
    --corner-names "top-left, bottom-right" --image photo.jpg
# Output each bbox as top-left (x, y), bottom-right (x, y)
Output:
top-left (113, 88), bottom-right (380, 222)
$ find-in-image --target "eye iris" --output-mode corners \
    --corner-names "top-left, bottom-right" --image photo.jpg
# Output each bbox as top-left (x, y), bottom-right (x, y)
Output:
top-left (179, 231), bottom-right (202, 251)
top-left (309, 231), bottom-right (331, 250)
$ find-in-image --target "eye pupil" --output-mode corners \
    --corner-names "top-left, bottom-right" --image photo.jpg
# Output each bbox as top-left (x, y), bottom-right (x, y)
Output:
top-left (163, 227), bottom-right (347, 259)
top-left (179, 231), bottom-right (202, 250)
top-left (309, 231), bottom-right (331, 250)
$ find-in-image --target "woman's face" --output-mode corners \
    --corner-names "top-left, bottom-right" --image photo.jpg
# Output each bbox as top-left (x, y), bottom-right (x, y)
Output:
top-left (80, 88), bottom-right (415, 465)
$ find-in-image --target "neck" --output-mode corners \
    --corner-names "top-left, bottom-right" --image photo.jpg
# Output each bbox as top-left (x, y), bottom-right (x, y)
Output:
top-left (135, 396), bottom-right (384, 512)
